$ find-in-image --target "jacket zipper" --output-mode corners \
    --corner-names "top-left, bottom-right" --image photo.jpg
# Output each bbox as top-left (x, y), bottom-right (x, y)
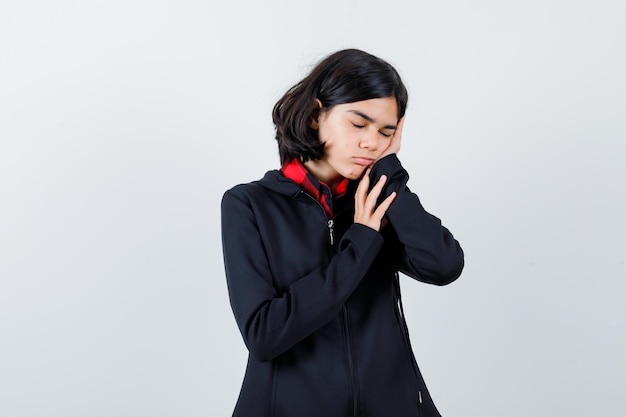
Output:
top-left (418, 390), bottom-right (423, 416)
top-left (299, 191), bottom-right (358, 416)
top-left (299, 191), bottom-right (337, 247)
top-left (327, 219), bottom-right (335, 246)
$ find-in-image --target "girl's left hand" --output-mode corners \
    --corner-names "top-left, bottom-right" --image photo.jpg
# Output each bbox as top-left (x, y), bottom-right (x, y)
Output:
top-left (376, 116), bottom-right (404, 162)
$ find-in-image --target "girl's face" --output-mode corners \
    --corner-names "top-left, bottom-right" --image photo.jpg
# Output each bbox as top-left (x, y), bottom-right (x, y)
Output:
top-left (307, 97), bottom-right (399, 189)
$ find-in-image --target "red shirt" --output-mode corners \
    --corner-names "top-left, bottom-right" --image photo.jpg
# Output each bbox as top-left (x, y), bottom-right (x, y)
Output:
top-left (280, 159), bottom-right (349, 218)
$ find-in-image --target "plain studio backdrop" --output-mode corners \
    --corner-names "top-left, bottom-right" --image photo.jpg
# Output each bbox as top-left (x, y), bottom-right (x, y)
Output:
top-left (1, 1), bottom-right (624, 416)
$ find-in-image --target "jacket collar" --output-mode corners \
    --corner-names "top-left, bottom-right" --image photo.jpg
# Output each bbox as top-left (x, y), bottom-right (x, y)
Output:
top-left (256, 164), bottom-right (357, 210)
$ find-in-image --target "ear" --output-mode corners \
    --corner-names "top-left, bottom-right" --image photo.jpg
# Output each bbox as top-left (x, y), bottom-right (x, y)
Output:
top-left (310, 98), bottom-right (323, 129)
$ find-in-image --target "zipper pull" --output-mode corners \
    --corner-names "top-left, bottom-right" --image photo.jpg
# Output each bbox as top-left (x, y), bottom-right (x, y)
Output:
top-left (418, 390), bottom-right (423, 416)
top-left (327, 219), bottom-right (335, 246)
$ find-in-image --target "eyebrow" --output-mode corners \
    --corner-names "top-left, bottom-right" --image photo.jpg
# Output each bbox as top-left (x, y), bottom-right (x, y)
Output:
top-left (347, 110), bottom-right (397, 130)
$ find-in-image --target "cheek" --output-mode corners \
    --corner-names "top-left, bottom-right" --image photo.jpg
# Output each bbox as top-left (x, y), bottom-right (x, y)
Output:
top-left (325, 128), bottom-right (353, 152)
top-left (380, 137), bottom-right (392, 149)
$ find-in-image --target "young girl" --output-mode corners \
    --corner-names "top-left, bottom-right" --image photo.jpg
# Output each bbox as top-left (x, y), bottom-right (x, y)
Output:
top-left (221, 49), bottom-right (464, 417)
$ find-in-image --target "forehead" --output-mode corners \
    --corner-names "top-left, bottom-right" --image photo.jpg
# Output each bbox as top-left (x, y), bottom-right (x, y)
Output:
top-left (334, 97), bottom-right (398, 124)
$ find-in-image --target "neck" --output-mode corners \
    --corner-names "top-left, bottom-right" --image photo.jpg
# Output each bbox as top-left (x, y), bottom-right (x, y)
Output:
top-left (303, 159), bottom-right (342, 193)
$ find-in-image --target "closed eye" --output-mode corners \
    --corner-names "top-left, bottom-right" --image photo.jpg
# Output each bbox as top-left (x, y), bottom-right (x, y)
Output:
top-left (380, 131), bottom-right (392, 138)
top-left (351, 123), bottom-right (365, 128)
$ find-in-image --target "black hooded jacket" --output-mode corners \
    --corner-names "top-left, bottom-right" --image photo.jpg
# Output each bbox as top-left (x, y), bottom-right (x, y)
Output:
top-left (221, 155), bottom-right (464, 417)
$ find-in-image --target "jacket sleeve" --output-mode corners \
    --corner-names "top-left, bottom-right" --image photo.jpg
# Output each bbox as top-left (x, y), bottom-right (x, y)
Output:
top-left (221, 189), bottom-right (384, 362)
top-left (369, 154), bottom-right (464, 285)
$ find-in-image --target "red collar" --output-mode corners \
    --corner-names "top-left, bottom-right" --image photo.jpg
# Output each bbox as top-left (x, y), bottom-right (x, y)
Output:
top-left (281, 159), bottom-right (348, 217)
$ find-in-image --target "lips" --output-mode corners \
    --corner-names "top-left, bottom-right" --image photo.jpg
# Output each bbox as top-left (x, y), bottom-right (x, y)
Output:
top-left (352, 157), bottom-right (374, 166)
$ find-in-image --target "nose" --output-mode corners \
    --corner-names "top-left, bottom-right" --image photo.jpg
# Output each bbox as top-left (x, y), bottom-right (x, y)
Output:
top-left (358, 130), bottom-right (379, 151)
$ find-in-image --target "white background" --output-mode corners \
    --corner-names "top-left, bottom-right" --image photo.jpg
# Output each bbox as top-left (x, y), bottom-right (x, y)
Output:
top-left (1, 1), bottom-right (624, 416)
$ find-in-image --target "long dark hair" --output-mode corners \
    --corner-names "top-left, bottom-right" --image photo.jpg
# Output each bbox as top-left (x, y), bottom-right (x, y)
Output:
top-left (272, 49), bottom-right (408, 163)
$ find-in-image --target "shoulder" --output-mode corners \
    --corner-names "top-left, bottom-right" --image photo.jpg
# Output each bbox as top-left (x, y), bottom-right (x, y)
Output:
top-left (223, 181), bottom-right (263, 200)
top-left (222, 169), bottom-right (300, 207)
top-left (221, 182), bottom-right (268, 217)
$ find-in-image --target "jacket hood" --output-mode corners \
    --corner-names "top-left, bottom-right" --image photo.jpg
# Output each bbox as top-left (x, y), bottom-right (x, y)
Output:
top-left (256, 169), bottom-right (303, 197)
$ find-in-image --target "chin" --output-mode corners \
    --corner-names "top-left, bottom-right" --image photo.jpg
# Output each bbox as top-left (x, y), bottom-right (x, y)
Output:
top-left (343, 167), bottom-right (367, 180)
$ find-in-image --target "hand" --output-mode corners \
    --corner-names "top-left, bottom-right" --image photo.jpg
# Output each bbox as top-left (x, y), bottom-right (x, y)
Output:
top-left (376, 116), bottom-right (405, 162)
top-left (354, 168), bottom-right (396, 231)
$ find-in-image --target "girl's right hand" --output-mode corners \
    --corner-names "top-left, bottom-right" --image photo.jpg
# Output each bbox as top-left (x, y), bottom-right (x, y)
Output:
top-left (354, 168), bottom-right (396, 232)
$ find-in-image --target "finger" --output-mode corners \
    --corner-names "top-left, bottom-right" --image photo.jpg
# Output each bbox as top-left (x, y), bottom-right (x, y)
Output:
top-left (389, 117), bottom-right (404, 154)
top-left (373, 191), bottom-right (397, 218)
top-left (364, 175), bottom-right (388, 208)
top-left (395, 117), bottom-right (405, 136)
top-left (355, 167), bottom-right (371, 202)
